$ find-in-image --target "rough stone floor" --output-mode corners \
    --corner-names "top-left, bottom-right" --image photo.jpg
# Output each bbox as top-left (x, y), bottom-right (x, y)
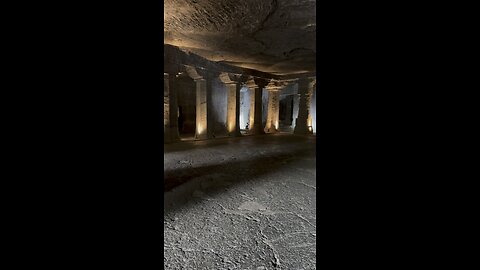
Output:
top-left (164, 133), bottom-right (316, 269)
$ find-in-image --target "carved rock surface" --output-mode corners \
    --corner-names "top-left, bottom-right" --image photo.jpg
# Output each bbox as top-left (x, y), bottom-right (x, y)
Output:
top-left (164, 0), bottom-right (316, 76)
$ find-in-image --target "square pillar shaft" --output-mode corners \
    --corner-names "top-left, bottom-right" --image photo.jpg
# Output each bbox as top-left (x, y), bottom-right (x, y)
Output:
top-left (164, 73), bottom-right (180, 143)
top-left (194, 79), bottom-right (208, 140)
top-left (248, 87), bottom-right (256, 133)
top-left (284, 95), bottom-right (293, 126)
top-left (226, 83), bottom-right (241, 136)
top-left (252, 86), bottom-right (265, 134)
top-left (294, 78), bottom-right (315, 135)
top-left (265, 90), bottom-right (280, 133)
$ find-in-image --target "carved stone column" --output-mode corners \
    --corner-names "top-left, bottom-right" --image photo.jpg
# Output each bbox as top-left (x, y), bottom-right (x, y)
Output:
top-left (310, 83), bottom-right (316, 134)
top-left (164, 72), bottom-right (180, 143)
top-left (186, 66), bottom-right (210, 140)
top-left (264, 81), bottom-right (283, 133)
top-left (252, 78), bottom-right (269, 135)
top-left (284, 94), bottom-right (293, 126)
top-left (244, 78), bottom-right (257, 134)
top-left (219, 72), bottom-right (242, 137)
top-left (294, 77), bottom-right (316, 135)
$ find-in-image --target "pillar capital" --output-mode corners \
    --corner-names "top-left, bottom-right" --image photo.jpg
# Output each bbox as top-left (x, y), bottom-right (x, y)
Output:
top-left (219, 72), bottom-right (248, 84)
top-left (253, 77), bottom-right (270, 88)
top-left (298, 76), bottom-right (316, 88)
top-left (266, 80), bottom-right (290, 92)
top-left (185, 66), bottom-right (229, 82)
top-left (185, 65), bottom-right (204, 81)
top-left (243, 76), bottom-right (271, 90)
top-left (244, 77), bottom-right (257, 89)
top-left (219, 72), bottom-right (234, 84)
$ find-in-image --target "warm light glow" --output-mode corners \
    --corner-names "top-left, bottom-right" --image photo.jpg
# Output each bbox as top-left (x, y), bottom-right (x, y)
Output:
top-left (225, 85), bottom-right (237, 134)
top-left (228, 122), bottom-right (235, 133)
top-left (196, 124), bottom-right (205, 135)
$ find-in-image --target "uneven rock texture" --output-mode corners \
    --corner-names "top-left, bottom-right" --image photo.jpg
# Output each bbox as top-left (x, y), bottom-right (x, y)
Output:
top-left (164, 0), bottom-right (316, 76)
top-left (164, 134), bottom-right (316, 269)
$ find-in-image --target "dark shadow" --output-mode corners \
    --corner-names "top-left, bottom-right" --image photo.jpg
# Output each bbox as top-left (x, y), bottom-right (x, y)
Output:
top-left (164, 133), bottom-right (315, 154)
top-left (164, 146), bottom-right (315, 213)
top-left (178, 106), bottom-right (184, 133)
top-left (176, 76), bottom-right (196, 139)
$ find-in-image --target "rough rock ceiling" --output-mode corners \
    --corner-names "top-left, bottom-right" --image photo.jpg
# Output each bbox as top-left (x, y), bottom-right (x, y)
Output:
top-left (164, 0), bottom-right (316, 76)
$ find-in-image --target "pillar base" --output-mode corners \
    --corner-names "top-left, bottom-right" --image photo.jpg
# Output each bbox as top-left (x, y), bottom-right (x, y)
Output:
top-left (264, 128), bottom-right (279, 134)
top-left (251, 125), bottom-right (265, 135)
top-left (194, 133), bottom-right (208, 140)
top-left (228, 130), bottom-right (242, 137)
top-left (293, 124), bottom-right (313, 135)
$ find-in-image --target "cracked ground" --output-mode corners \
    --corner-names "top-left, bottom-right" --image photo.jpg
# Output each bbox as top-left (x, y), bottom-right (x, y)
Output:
top-left (164, 134), bottom-right (316, 269)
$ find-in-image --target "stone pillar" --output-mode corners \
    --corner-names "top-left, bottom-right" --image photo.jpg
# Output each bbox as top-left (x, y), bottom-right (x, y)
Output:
top-left (194, 78), bottom-right (208, 140)
top-left (284, 95), bottom-right (293, 126)
top-left (164, 73), bottom-right (180, 143)
top-left (185, 66), bottom-right (210, 140)
top-left (252, 78), bottom-right (269, 135)
top-left (311, 84), bottom-right (316, 134)
top-left (292, 93), bottom-right (300, 128)
top-left (264, 81), bottom-right (282, 133)
top-left (294, 77), bottom-right (316, 135)
top-left (164, 73), bottom-right (169, 140)
top-left (219, 73), bottom-right (241, 137)
top-left (234, 81), bottom-right (242, 136)
top-left (245, 79), bottom-right (257, 134)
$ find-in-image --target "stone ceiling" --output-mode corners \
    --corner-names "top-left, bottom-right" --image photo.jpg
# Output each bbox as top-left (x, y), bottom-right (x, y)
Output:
top-left (164, 0), bottom-right (316, 76)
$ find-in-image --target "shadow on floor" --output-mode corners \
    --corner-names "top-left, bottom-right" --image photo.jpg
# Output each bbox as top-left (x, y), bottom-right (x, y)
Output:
top-left (164, 146), bottom-right (315, 214)
top-left (164, 133), bottom-right (315, 154)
